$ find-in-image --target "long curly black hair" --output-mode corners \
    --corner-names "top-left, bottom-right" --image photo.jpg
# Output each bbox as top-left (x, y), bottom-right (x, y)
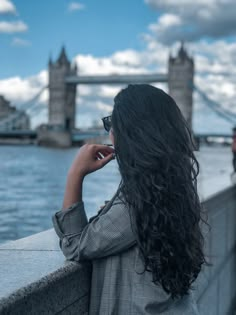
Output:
top-left (111, 84), bottom-right (207, 299)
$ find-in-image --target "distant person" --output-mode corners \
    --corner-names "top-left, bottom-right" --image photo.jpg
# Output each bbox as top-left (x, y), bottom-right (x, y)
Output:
top-left (52, 84), bottom-right (207, 315)
top-left (232, 127), bottom-right (236, 172)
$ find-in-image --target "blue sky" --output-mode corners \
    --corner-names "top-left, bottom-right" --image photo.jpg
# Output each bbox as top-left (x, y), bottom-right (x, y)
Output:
top-left (0, 0), bottom-right (158, 78)
top-left (0, 0), bottom-right (236, 133)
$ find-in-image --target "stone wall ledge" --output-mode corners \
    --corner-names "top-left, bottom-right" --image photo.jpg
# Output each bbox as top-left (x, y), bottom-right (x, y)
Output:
top-left (0, 229), bottom-right (91, 314)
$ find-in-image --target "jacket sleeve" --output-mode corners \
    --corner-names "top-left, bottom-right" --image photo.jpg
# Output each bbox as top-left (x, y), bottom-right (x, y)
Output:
top-left (51, 197), bottom-right (136, 262)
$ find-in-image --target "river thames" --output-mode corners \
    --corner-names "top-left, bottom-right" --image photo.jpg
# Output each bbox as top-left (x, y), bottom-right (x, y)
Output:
top-left (0, 143), bottom-right (233, 244)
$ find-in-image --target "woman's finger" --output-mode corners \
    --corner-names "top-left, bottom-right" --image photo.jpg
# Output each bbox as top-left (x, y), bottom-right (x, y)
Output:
top-left (94, 144), bottom-right (115, 154)
top-left (102, 150), bottom-right (112, 157)
top-left (97, 153), bottom-right (114, 168)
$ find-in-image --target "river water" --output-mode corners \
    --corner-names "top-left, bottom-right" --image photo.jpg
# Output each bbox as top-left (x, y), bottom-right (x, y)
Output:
top-left (0, 144), bottom-right (233, 245)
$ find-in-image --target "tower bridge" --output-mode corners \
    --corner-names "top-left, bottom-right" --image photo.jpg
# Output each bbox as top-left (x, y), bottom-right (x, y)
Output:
top-left (39, 43), bottom-right (193, 147)
top-left (0, 44), bottom-right (235, 147)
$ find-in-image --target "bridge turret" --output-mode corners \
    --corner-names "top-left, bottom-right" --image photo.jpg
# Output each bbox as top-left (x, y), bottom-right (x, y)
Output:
top-left (57, 46), bottom-right (70, 66)
top-left (168, 42), bottom-right (194, 129)
top-left (48, 46), bottom-right (76, 131)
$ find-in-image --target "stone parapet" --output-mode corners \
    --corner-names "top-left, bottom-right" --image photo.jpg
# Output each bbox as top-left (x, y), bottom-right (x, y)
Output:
top-left (0, 229), bottom-right (91, 314)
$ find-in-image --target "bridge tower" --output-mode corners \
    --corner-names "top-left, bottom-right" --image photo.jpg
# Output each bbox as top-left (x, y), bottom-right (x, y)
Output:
top-left (168, 42), bottom-right (194, 129)
top-left (37, 47), bottom-right (77, 148)
top-left (48, 46), bottom-right (77, 130)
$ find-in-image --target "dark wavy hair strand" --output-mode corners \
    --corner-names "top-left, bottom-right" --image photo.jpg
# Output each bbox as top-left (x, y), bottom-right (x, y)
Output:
top-left (111, 84), bottom-right (208, 299)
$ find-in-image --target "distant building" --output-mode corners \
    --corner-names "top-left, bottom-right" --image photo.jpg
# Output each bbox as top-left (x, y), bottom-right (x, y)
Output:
top-left (168, 42), bottom-right (194, 129)
top-left (48, 46), bottom-right (77, 131)
top-left (0, 95), bottom-right (30, 130)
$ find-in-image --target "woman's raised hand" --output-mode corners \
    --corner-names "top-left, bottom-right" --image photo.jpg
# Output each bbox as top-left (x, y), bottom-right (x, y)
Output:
top-left (68, 144), bottom-right (115, 179)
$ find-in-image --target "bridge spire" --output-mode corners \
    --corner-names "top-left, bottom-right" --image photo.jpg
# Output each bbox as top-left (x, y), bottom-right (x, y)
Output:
top-left (178, 40), bottom-right (187, 59)
top-left (57, 46), bottom-right (70, 65)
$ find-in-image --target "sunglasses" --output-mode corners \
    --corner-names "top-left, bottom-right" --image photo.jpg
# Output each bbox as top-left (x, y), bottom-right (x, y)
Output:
top-left (101, 115), bottom-right (112, 132)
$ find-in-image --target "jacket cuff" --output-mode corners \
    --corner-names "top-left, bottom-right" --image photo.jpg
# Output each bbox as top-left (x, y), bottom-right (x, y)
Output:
top-left (52, 201), bottom-right (88, 239)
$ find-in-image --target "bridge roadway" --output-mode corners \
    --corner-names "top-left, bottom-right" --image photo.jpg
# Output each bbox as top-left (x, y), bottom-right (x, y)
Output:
top-left (65, 73), bottom-right (168, 85)
top-left (0, 129), bottom-right (233, 148)
top-left (0, 129), bottom-right (107, 141)
top-left (0, 130), bottom-right (233, 139)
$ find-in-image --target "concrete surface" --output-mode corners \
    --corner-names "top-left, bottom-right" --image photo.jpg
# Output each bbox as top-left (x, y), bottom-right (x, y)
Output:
top-left (0, 229), bottom-right (91, 314)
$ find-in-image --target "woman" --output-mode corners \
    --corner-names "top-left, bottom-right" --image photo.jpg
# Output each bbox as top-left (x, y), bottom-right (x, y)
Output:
top-left (52, 84), bottom-right (206, 314)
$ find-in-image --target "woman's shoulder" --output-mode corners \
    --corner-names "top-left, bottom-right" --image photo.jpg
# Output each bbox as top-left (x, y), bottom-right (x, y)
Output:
top-left (99, 186), bottom-right (126, 215)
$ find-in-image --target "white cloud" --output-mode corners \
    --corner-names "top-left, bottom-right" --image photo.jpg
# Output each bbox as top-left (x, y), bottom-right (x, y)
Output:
top-left (149, 13), bottom-right (182, 31)
top-left (0, 70), bottom-right (47, 103)
top-left (145, 0), bottom-right (236, 44)
top-left (73, 52), bottom-right (148, 75)
top-left (0, 71), bottom-right (48, 128)
top-left (0, 0), bottom-right (16, 14)
top-left (73, 47), bottom-right (167, 76)
top-left (11, 37), bottom-right (31, 46)
top-left (68, 2), bottom-right (85, 12)
top-left (111, 50), bottom-right (143, 67)
top-left (0, 20), bottom-right (27, 33)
